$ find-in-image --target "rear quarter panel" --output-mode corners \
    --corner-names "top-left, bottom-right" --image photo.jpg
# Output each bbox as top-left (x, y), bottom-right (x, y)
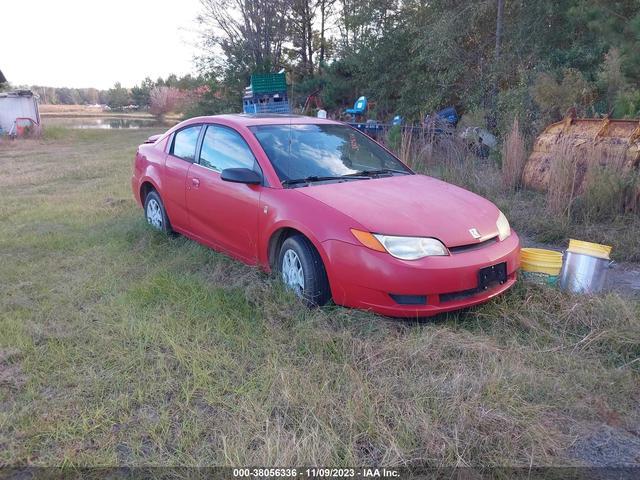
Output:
top-left (132, 141), bottom-right (167, 206)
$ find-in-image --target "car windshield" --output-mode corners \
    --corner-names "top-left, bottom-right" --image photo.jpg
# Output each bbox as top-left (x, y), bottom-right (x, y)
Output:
top-left (250, 124), bottom-right (412, 186)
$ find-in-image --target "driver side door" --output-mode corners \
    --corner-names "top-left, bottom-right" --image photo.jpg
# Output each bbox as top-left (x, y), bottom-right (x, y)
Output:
top-left (185, 124), bottom-right (263, 263)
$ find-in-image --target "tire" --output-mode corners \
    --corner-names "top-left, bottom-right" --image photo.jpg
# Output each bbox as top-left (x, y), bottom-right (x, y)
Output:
top-left (143, 190), bottom-right (173, 234)
top-left (278, 235), bottom-right (331, 307)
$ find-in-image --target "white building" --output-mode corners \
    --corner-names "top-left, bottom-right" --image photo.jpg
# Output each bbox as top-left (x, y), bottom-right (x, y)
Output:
top-left (0, 90), bottom-right (41, 136)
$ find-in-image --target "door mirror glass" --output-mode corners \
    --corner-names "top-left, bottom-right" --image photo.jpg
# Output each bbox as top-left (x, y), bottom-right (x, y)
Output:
top-left (220, 168), bottom-right (262, 185)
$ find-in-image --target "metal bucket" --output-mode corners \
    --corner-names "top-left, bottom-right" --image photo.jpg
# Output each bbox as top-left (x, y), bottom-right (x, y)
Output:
top-left (559, 251), bottom-right (611, 294)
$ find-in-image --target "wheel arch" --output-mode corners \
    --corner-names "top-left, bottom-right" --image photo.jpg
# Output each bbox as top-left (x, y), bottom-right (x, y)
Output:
top-left (139, 178), bottom-right (160, 205)
top-left (268, 226), bottom-right (304, 270)
top-left (266, 224), bottom-right (329, 273)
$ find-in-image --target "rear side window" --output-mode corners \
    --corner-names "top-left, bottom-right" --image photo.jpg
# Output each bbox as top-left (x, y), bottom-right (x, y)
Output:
top-left (199, 125), bottom-right (257, 172)
top-left (171, 125), bottom-right (201, 161)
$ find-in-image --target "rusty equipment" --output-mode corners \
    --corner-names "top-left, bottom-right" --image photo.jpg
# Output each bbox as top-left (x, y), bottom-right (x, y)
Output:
top-left (522, 113), bottom-right (640, 198)
top-left (303, 88), bottom-right (324, 115)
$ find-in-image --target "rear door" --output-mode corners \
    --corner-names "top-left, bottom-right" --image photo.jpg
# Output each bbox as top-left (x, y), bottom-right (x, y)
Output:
top-left (186, 124), bottom-right (262, 262)
top-left (162, 124), bottom-right (202, 230)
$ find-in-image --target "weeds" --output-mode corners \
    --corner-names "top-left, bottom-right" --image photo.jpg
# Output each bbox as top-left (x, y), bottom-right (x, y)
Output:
top-left (577, 144), bottom-right (639, 222)
top-left (543, 136), bottom-right (640, 221)
top-left (546, 138), bottom-right (581, 218)
top-left (501, 117), bottom-right (527, 191)
top-left (42, 124), bottom-right (73, 141)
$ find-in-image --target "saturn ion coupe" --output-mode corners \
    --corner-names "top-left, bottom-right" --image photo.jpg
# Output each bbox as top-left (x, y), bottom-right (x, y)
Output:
top-left (131, 114), bottom-right (520, 317)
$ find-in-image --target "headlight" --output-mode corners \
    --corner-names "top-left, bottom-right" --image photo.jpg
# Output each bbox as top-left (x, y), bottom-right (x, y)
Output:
top-left (496, 211), bottom-right (511, 241)
top-left (351, 229), bottom-right (449, 259)
top-left (351, 229), bottom-right (448, 259)
top-left (372, 234), bottom-right (448, 259)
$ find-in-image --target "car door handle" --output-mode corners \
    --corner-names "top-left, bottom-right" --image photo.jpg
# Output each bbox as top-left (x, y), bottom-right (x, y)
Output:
top-left (191, 178), bottom-right (200, 188)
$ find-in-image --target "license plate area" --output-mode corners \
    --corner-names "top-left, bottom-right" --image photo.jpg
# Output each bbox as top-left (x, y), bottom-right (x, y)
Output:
top-left (478, 262), bottom-right (507, 290)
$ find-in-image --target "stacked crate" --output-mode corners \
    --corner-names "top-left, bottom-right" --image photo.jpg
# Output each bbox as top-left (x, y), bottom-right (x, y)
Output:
top-left (242, 73), bottom-right (290, 114)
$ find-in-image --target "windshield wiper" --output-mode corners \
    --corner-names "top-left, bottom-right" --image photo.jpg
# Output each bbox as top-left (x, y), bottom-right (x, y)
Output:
top-left (345, 168), bottom-right (412, 177)
top-left (281, 175), bottom-right (369, 187)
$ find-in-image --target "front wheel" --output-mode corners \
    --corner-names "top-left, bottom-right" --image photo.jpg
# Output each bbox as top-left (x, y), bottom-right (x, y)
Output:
top-left (278, 235), bottom-right (331, 307)
top-left (144, 190), bottom-right (172, 234)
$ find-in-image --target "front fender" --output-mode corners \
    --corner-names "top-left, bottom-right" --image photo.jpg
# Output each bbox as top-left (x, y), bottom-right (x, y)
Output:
top-left (257, 189), bottom-right (367, 297)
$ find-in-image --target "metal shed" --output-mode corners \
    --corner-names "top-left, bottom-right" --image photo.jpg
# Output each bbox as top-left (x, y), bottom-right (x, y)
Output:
top-left (0, 90), bottom-right (41, 136)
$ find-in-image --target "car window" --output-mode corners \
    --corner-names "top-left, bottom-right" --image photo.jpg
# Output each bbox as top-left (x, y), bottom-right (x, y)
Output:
top-left (249, 124), bottom-right (411, 182)
top-left (171, 125), bottom-right (201, 161)
top-left (199, 125), bottom-right (257, 172)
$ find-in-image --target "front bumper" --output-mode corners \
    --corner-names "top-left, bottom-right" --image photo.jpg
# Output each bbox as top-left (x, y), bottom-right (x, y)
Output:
top-left (322, 232), bottom-right (520, 317)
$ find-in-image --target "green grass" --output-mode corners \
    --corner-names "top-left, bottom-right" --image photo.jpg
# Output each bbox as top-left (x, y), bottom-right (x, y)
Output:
top-left (0, 128), bottom-right (638, 467)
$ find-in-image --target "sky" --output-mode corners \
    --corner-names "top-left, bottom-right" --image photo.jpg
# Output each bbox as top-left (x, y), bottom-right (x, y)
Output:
top-left (1, 0), bottom-right (202, 89)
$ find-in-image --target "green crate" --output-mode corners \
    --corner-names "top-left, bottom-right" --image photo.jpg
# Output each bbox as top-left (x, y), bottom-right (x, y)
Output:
top-left (250, 73), bottom-right (287, 95)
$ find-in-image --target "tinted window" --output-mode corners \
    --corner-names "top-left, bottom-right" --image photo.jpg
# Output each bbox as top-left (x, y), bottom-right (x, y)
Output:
top-left (172, 125), bottom-right (201, 161)
top-left (250, 124), bottom-right (411, 181)
top-left (199, 125), bottom-right (257, 172)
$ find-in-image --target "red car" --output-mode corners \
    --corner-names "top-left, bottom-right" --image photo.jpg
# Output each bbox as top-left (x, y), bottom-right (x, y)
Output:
top-left (132, 114), bottom-right (520, 317)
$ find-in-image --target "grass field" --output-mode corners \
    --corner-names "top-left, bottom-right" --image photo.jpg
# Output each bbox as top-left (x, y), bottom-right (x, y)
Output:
top-left (1, 127), bottom-right (639, 467)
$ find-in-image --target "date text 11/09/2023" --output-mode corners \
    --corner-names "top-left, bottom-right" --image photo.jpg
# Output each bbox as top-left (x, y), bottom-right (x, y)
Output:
top-left (233, 468), bottom-right (400, 478)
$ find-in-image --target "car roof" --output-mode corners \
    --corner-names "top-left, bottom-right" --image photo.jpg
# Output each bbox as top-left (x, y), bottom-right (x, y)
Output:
top-left (185, 113), bottom-right (341, 128)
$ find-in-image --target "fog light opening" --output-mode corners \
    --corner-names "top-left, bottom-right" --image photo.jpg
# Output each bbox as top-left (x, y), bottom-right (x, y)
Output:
top-left (389, 294), bottom-right (427, 305)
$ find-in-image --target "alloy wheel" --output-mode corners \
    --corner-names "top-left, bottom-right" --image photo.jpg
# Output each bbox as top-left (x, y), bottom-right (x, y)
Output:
top-left (281, 249), bottom-right (305, 296)
top-left (146, 198), bottom-right (163, 229)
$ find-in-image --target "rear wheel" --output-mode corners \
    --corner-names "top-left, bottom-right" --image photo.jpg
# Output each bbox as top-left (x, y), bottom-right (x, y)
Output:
top-left (144, 190), bottom-right (172, 234)
top-left (278, 235), bottom-right (331, 306)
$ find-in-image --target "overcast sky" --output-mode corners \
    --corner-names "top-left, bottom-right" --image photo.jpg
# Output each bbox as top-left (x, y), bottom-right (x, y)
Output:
top-left (2, 0), bottom-right (201, 89)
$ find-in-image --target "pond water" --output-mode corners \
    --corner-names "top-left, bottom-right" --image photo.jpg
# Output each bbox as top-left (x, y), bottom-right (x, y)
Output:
top-left (44, 116), bottom-right (177, 129)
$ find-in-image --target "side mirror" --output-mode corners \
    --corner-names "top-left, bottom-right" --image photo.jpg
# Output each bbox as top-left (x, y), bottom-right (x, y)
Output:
top-left (144, 134), bottom-right (162, 144)
top-left (220, 167), bottom-right (262, 185)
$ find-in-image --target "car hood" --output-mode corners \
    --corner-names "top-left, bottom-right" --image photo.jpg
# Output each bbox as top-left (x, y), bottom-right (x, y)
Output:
top-left (296, 174), bottom-right (501, 247)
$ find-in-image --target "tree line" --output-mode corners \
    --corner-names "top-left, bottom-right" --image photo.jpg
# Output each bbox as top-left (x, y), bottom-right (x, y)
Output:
top-left (28, 74), bottom-right (208, 111)
top-left (194, 0), bottom-right (640, 137)
top-left (18, 1), bottom-right (640, 138)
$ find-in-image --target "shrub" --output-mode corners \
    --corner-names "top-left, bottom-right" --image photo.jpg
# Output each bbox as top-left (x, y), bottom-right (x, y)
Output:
top-left (577, 144), bottom-right (639, 221)
top-left (597, 48), bottom-right (626, 111)
top-left (149, 86), bottom-right (185, 119)
top-left (531, 69), bottom-right (595, 122)
top-left (458, 108), bottom-right (487, 130)
top-left (613, 89), bottom-right (640, 118)
top-left (386, 125), bottom-right (402, 152)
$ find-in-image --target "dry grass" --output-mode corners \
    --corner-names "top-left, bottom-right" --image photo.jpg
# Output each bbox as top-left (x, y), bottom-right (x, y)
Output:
top-left (0, 127), bottom-right (639, 467)
top-left (544, 138), bottom-right (640, 220)
top-left (394, 128), bottom-right (497, 200)
top-left (546, 138), bottom-right (581, 218)
top-left (501, 118), bottom-right (527, 191)
top-left (543, 137), bottom-right (640, 227)
top-left (39, 104), bottom-right (107, 114)
top-left (398, 128), bottom-right (415, 166)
